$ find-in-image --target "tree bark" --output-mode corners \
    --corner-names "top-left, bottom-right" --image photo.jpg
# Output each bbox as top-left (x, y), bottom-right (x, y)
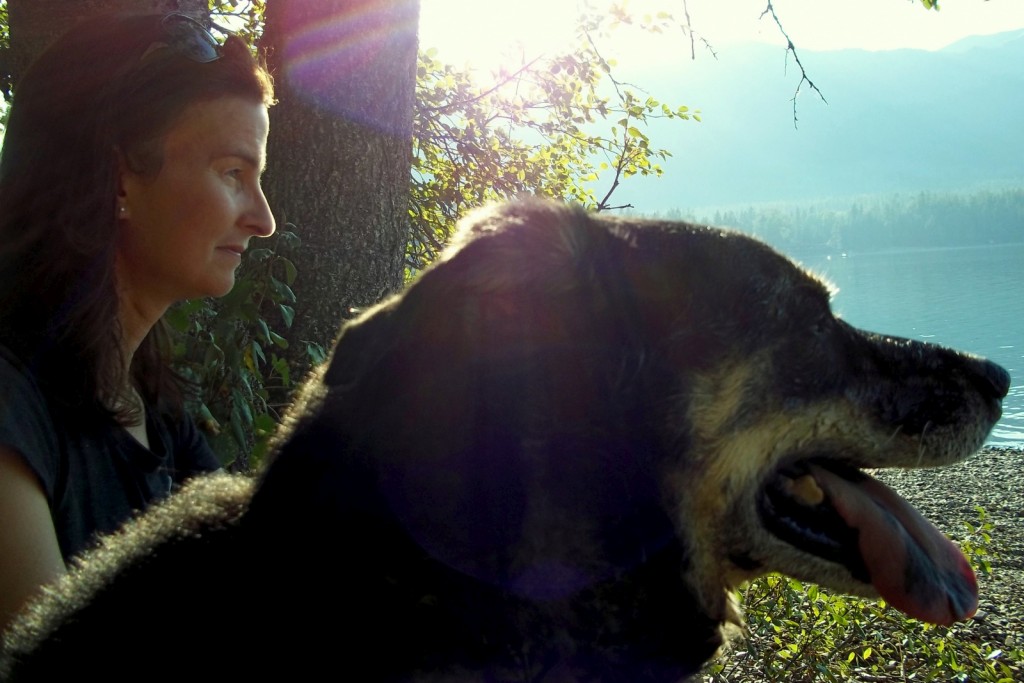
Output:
top-left (260, 0), bottom-right (418, 360)
top-left (4, 0), bottom-right (202, 90)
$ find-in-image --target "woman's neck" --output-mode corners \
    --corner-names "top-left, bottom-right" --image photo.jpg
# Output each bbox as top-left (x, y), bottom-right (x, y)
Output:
top-left (118, 299), bottom-right (164, 364)
top-left (115, 253), bottom-right (170, 369)
top-left (115, 287), bottom-right (162, 449)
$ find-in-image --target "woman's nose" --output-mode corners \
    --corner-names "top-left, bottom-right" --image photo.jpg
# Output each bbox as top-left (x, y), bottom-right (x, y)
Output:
top-left (247, 184), bottom-right (276, 238)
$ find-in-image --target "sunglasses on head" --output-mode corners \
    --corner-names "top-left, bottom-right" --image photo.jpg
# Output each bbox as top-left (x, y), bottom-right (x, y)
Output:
top-left (139, 12), bottom-right (227, 65)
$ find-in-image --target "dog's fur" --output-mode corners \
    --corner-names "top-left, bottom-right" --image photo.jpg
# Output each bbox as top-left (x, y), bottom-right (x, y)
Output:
top-left (1, 200), bottom-right (1009, 681)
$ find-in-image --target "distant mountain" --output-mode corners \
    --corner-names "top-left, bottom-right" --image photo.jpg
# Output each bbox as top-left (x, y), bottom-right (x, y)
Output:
top-left (611, 30), bottom-right (1024, 213)
top-left (942, 28), bottom-right (1024, 53)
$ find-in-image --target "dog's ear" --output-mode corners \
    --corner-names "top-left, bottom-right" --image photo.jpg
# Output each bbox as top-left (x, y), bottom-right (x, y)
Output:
top-left (434, 199), bottom-right (649, 355)
top-left (322, 201), bottom-right (609, 387)
top-left (321, 299), bottom-right (403, 389)
top-left (325, 200), bottom-right (645, 392)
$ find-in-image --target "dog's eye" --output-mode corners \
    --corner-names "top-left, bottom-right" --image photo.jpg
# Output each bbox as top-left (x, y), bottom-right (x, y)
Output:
top-left (809, 310), bottom-right (835, 337)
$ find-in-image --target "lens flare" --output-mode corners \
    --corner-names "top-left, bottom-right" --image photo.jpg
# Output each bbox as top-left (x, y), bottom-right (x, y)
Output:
top-left (274, 0), bottom-right (418, 134)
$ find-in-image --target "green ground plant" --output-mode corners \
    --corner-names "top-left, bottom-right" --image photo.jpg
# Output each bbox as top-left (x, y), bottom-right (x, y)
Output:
top-left (167, 228), bottom-right (325, 469)
top-left (701, 506), bottom-right (1022, 682)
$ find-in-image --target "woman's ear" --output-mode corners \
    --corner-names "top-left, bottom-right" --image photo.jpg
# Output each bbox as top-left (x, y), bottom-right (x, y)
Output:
top-left (114, 148), bottom-right (133, 221)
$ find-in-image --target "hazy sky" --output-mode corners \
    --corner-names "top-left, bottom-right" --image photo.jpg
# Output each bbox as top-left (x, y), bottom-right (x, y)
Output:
top-left (419, 0), bottom-right (1024, 69)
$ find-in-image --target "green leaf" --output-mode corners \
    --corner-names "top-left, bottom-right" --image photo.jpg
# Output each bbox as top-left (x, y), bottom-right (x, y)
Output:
top-left (305, 343), bottom-right (328, 366)
top-left (229, 409), bottom-right (247, 450)
top-left (282, 258), bottom-right (298, 286)
top-left (279, 304), bottom-right (295, 328)
top-left (272, 355), bottom-right (291, 386)
top-left (247, 247), bottom-right (273, 263)
top-left (252, 413), bottom-right (278, 437)
top-left (202, 343), bottom-right (224, 368)
top-left (250, 340), bottom-right (266, 365)
top-left (270, 277), bottom-right (297, 304)
top-left (269, 330), bottom-right (289, 349)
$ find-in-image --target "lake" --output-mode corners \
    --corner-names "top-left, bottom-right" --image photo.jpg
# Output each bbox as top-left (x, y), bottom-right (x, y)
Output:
top-left (792, 243), bottom-right (1023, 449)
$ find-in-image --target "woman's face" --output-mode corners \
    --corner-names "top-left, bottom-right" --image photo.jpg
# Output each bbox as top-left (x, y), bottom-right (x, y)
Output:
top-left (116, 96), bottom-right (275, 315)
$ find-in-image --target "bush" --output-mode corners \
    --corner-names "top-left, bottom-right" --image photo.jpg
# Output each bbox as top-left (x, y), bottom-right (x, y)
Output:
top-left (169, 228), bottom-right (326, 469)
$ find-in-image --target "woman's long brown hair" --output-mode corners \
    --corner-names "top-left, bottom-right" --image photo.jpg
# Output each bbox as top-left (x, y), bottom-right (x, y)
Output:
top-left (0, 13), bottom-right (274, 426)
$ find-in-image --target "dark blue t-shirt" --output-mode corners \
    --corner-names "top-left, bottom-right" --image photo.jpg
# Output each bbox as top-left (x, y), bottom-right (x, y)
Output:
top-left (0, 345), bottom-right (220, 562)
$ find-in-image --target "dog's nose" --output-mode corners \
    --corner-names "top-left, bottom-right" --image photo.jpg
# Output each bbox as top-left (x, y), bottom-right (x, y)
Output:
top-left (975, 359), bottom-right (1011, 399)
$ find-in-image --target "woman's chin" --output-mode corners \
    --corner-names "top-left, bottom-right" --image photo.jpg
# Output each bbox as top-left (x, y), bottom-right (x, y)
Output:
top-left (194, 274), bottom-right (238, 300)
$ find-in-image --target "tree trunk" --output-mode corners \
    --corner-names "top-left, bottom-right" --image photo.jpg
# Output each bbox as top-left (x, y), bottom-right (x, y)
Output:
top-left (260, 0), bottom-right (419, 362)
top-left (4, 0), bottom-right (202, 91)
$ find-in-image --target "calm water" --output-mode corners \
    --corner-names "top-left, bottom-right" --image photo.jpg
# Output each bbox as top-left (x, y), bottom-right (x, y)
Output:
top-left (793, 243), bottom-right (1024, 448)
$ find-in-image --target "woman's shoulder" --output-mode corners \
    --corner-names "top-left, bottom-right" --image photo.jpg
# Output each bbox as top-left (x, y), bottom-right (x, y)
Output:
top-left (0, 343), bottom-right (60, 463)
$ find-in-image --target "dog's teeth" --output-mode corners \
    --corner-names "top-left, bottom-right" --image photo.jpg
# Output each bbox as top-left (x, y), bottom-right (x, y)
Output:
top-left (783, 474), bottom-right (825, 506)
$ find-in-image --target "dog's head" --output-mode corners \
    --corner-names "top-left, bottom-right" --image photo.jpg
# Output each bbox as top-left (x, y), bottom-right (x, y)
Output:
top-left (314, 199), bottom-right (1008, 674)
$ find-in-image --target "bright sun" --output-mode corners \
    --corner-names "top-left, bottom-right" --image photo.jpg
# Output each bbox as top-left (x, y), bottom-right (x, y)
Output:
top-left (418, 0), bottom-right (581, 72)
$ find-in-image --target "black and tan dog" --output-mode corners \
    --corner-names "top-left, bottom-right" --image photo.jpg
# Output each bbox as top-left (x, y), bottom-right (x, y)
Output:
top-left (1, 200), bottom-right (1009, 681)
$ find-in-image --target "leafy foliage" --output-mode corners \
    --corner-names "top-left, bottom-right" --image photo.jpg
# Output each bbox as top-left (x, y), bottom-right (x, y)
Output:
top-left (408, 5), bottom-right (698, 273)
top-left (167, 228), bottom-right (325, 469)
top-left (0, 0), bottom-right (9, 101)
top-left (701, 507), bottom-right (1023, 682)
top-left (209, 0), bottom-right (265, 41)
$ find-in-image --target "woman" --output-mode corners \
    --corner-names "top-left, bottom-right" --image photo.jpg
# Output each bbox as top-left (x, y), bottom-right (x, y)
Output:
top-left (0, 13), bottom-right (276, 629)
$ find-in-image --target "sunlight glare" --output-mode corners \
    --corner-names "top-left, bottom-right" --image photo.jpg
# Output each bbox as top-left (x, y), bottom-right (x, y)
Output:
top-left (419, 0), bottom-right (579, 72)
top-left (420, 0), bottom-right (1024, 72)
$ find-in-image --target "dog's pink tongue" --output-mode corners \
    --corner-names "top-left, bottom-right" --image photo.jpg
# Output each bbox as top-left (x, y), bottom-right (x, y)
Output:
top-left (806, 463), bottom-right (977, 626)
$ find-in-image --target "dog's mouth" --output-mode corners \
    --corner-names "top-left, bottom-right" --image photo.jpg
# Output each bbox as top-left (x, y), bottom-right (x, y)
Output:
top-left (758, 458), bottom-right (977, 626)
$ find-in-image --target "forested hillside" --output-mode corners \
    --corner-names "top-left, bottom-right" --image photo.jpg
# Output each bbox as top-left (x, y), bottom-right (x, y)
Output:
top-left (660, 187), bottom-right (1024, 257)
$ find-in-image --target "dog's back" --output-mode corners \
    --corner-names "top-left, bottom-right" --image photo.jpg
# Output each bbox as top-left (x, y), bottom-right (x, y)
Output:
top-left (2, 419), bottom-right (718, 682)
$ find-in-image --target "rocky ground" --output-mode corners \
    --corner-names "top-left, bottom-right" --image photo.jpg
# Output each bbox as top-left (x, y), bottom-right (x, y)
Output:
top-left (876, 446), bottom-right (1024, 673)
top-left (880, 448), bottom-right (1024, 618)
top-left (700, 446), bottom-right (1024, 682)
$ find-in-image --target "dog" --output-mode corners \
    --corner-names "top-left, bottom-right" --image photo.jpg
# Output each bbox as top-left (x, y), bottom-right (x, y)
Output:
top-left (1, 200), bottom-right (1009, 681)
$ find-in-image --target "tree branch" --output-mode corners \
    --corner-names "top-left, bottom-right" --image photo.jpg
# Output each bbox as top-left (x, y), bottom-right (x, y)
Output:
top-left (680, 0), bottom-right (718, 61)
top-left (760, 0), bottom-right (827, 128)
top-left (596, 125), bottom-right (642, 212)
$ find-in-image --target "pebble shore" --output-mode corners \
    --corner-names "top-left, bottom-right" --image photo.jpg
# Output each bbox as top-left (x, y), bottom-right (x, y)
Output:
top-left (876, 446), bottom-right (1024, 657)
